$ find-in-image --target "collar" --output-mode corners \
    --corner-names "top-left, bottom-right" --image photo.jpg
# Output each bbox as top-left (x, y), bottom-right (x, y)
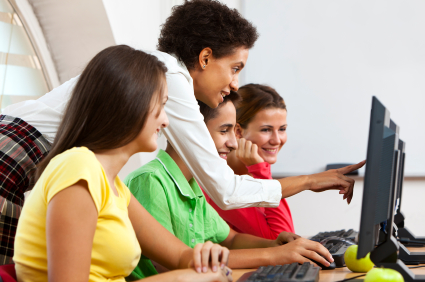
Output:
top-left (156, 149), bottom-right (203, 199)
top-left (150, 50), bottom-right (192, 81)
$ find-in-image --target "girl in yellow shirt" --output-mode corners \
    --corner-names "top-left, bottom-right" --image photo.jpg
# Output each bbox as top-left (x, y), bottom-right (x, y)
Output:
top-left (13, 45), bottom-right (231, 282)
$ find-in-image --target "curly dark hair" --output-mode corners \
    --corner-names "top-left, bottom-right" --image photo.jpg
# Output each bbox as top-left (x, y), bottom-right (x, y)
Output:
top-left (158, 0), bottom-right (259, 69)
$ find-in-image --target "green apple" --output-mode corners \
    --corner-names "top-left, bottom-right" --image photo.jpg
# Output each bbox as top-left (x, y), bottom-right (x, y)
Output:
top-left (344, 245), bottom-right (374, 272)
top-left (365, 268), bottom-right (404, 282)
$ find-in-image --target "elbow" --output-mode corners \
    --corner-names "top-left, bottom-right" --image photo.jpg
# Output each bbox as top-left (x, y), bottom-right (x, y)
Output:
top-left (215, 199), bottom-right (231, 210)
top-left (210, 196), bottom-right (232, 210)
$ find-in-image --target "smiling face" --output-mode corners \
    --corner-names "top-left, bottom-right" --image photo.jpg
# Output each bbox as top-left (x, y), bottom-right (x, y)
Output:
top-left (135, 84), bottom-right (169, 152)
top-left (205, 102), bottom-right (238, 160)
top-left (236, 108), bottom-right (287, 165)
top-left (191, 47), bottom-right (249, 108)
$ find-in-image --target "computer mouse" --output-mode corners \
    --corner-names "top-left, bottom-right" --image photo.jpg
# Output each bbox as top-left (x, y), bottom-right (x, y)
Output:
top-left (311, 259), bottom-right (336, 270)
top-left (320, 236), bottom-right (356, 246)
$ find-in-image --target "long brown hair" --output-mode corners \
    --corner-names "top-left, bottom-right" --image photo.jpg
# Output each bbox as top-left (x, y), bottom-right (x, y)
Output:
top-left (36, 45), bottom-right (167, 179)
top-left (236, 84), bottom-right (286, 128)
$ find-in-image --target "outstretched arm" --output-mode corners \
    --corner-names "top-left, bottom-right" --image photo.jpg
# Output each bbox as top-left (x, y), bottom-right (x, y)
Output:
top-left (277, 160), bottom-right (366, 204)
top-left (236, 138), bottom-right (365, 204)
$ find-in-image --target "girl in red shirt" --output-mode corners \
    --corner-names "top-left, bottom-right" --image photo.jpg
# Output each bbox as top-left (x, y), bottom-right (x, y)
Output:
top-left (203, 84), bottom-right (296, 240)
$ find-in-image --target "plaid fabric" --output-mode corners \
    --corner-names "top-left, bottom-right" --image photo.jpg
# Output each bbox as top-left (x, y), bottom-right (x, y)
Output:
top-left (0, 115), bottom-right (51, 264)
top-left (0, 197), bottom-right (21, 265)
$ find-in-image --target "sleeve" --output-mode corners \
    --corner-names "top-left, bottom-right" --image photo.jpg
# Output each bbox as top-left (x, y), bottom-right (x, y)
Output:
top-left (162, 71), bottom-right (281, 210)
top-left (247, 162), bottom-right (273, 179)
top-left (43, 151), bottom-right (105, 213)
top-left (126, 173), bottom-right (175, 235)
top-left (203, 186), bottom-right (276, 240)
top-left (204, 202), bottom-right (230, 244)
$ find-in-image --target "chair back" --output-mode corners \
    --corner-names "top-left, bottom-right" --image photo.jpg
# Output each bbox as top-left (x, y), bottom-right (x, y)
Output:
top-left (0, 264), bottom-right (17, 282)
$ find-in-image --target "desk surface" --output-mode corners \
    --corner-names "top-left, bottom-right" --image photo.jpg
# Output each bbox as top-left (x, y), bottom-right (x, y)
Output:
top-left (233, 246), bottom-right (425, 282)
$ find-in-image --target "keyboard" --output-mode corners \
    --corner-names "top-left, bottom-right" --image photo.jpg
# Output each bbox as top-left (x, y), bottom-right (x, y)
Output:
top-left (318, 237), bottom-right (354, 267)
top-left (236, 263), bottom-right (320, 282)
top-left (309, 229), bottom-right (358, 242)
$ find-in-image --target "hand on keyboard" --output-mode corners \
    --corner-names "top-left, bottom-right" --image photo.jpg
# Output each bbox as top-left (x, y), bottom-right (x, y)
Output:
top-left (268, 238), bottom-right (334, 269)
top-left (274, 231), bottom-right (301, 245)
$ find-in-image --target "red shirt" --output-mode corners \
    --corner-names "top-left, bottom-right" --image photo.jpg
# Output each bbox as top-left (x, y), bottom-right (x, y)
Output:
top-left (203, 162), bottom-right (295, 240)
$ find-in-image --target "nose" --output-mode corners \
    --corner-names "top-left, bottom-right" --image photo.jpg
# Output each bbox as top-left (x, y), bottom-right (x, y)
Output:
top-left (161, 111), bottom-right (169, 128)
top-left (269, 130), bottom-right (281, 145)
top-left (230, 76), bottom-right (239, 92)
top-left (227, 130), bottom-right (238, 151)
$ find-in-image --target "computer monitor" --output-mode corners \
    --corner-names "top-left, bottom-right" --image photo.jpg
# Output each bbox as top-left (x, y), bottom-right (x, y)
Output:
top-left (357, 96), bottom-right (425, 281)
top-left (393, 141), bottom-right (425, 245)
top-left (357, 96), bottom-right (397, 259)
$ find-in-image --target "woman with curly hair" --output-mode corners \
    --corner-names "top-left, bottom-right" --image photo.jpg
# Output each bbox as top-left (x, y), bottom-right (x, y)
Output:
top-left (150, 0), bottom-right (363, 210)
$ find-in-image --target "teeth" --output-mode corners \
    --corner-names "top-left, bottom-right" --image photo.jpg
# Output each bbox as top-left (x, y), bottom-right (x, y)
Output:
top-left (221, 92), bottom-right (226, 98)
top-left (264, 148), bottom-right (277, 153)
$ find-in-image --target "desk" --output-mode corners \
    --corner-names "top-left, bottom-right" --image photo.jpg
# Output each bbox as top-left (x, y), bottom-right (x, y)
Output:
top-left (233, 247), bottom-right (425, 281)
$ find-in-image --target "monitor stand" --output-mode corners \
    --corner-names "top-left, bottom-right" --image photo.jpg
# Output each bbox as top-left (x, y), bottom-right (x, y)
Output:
top-left (395, 212), bottom-right (425, 246)
top-left (379, 224), bottom-right (425, 264)
top-left (371, 236), bottom-right (425, 281)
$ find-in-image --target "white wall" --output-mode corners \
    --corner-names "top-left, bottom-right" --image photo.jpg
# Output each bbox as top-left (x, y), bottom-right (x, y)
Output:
top-left (287, 177), bottom-right (425, 237)
top-left (242, 0), bottom-right (425, 177)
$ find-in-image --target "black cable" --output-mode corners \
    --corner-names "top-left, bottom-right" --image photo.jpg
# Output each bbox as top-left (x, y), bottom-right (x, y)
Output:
top-left (398, 237), bottom-right (425, 245)
top-left (336, 274), bottom-right (366, 282)
top-left (409, 265), bottom-right (425, 269)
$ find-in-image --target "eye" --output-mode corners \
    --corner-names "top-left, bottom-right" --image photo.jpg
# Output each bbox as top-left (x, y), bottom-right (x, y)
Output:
top-left (279, 127), bottom-right (287, 132)
top-left (220, 129), bottom-right (228, 134)
top-left (261, 128), bottom-right (271, 132)
top-left (232, 67), bottom-right (239, 74)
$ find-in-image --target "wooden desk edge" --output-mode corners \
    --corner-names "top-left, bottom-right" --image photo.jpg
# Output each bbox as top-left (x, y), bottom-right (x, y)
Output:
top-left (233, 246), bottom-right (425, 281)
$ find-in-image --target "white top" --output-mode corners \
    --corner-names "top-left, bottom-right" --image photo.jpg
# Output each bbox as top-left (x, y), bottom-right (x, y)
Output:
top-left (2, 51), bottom-right (281, 209)
top-left (2, 75), bottom-right (79, 143)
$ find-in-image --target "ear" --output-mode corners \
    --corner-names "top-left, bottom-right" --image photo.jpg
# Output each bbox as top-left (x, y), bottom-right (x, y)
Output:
top-left (198, 47), bottom-right (213, 70)
top-left (235, 123), bottom-right (244, 139)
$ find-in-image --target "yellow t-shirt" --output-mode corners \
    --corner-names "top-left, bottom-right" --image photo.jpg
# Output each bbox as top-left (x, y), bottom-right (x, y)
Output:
top-left (14, 147), bottom-right (141, 282)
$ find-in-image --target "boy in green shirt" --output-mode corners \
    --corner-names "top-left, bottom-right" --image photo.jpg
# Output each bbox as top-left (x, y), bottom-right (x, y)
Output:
top-left (125, 92), bottom-right (333, 280)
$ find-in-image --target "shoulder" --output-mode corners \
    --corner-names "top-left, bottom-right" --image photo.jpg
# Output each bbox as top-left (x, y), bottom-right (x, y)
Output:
top-left (48, 147), bottom-right (99, 173)
top-left (125, 159), bottom-right (169, 193)
top-left (149, 51), bottom-right (186, 74)
top-left (149, 51), bottom-right (193, 86)
top-left (41, 147), bottom-right (106, 210)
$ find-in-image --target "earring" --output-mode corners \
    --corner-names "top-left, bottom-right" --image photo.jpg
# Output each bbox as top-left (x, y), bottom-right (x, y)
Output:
top-left (203, 65), bottom-right (206, 69)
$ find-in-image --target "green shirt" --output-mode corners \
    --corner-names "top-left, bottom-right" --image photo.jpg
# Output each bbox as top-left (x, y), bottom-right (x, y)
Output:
top-left (124, 150), bottom-right (230, 280)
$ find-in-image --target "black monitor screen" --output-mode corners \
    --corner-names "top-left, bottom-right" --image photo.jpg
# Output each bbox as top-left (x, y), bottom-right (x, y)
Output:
top-left (357, 97), bottom-right (399, 259)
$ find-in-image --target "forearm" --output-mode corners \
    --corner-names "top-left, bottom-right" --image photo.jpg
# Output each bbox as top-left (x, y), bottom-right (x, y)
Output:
top-left (177, 248), bottom-right (195, 269)
top-left (229, 233), bottom-right (276, 250)
top-left (137, 269), bottom-right (204, 282)
top-left (228, 248), bottom-right (271, 269)
top-left (278, 175), bottom-right (310, 198)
